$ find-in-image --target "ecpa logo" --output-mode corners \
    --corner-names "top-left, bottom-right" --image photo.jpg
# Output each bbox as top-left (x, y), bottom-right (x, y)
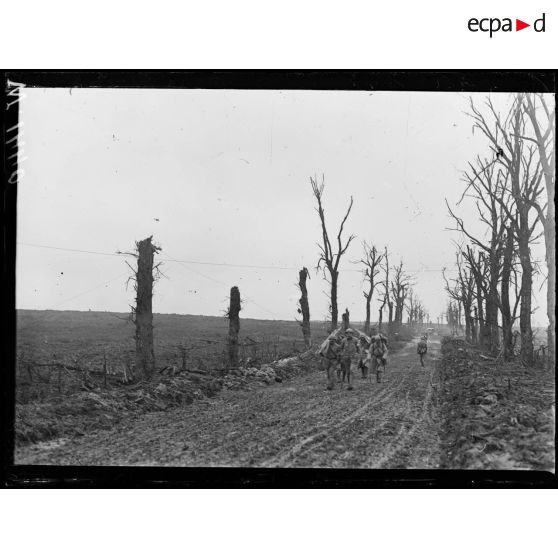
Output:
top-left (468, 13), bottom-right (546, 37)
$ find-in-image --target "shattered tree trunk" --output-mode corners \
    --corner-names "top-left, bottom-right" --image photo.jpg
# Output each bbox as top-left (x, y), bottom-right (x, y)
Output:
top-left (364, 293), bottom-right (373, 335)
top-left (330, 269), bottom-right (339, 331)
top-left (227, 286), bottom-right (241, 368)
top-left (525, 94), bottom-right (555, 371)
top-left (463, 303), bottom-right (472, 344)
top-left (518, 236), bottom-right (534, 365)
top-left (378, 296), bottom-right (386, 334)
top-left (545, 214), bottom-right (556, 371)
top-left (342, 308), bottom-right (350, 331)
top-left (472, 272), bottom-right (487, 349)
top-left (486, 260), bottom-right (500, 356)
top-left (298, 267), bottom-right (311, 348)
top-left (471, 306), bottom-right (478, 345)
top-left (509, 102), bottom-right (535, 365)
top-left (135, 236), bottom-right (157, 380)
top-left (500, 230), bottom-right (515, 360)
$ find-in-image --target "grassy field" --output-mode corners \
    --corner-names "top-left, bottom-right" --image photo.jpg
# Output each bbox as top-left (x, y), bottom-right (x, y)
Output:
top-left (16, 309), bottom-right (332, 401)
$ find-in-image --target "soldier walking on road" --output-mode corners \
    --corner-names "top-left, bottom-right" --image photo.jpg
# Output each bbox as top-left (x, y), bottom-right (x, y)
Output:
top-left (358, 335), bottom-right (371, 379)
top-left (417, 335), bottom-right (428, 367)
top-left (370, 332), bottom-right (388, 383)
top-left (340, 329), bottom-right (358, 390)
top-left (322, 335), bottom-right (341, 390)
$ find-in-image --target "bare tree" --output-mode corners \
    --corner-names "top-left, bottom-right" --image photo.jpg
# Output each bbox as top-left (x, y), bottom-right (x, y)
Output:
top-left (447, 300), bottom-right (460, 335)
top-left (406, 289), bottom-right (427, 327)
top-left (377, 247), bottom-right (391, 333)
top-left (468, 95), bottom-right (544, 364)
top-left (458, 258), bottom-right (475, 343)
top-left (462, 246), bottom-right (490, 349)
top-left (522, 94), bottom-right (555, 370)
top-left (406, 288), bottom-right (417, 325)
top-left (391, 261), bottom-right (412, 326)
top-left (447, 155), bottom-right (509, 355)
top-left (297, 267), bottom-right (311, 348)
top-left (443, 251), bottom-right (476, 344)
top-left (499, 226), bottom-right (523, 360)
top-left (358, 241), bottom-right (383, 334)
top-left (311, 175), bottom-right (356, 331)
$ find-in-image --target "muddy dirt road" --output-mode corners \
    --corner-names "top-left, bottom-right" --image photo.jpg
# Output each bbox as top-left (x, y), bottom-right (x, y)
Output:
top-left (17, 339), bottom-right (441, 468)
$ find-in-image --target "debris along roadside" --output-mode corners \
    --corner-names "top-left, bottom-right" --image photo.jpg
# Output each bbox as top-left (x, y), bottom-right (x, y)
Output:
top-left (15, 371), bottom-right (222, 445)
top-left (221, 349), bottom-right (318, 390)
top-left (438, 337), bottom-right (555, 471)
top-left (16, 349), bottom-right (318, 446)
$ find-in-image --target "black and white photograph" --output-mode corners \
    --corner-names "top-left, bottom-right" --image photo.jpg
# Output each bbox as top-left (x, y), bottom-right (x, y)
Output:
top-left (5, 73), bottom-right (555, 478)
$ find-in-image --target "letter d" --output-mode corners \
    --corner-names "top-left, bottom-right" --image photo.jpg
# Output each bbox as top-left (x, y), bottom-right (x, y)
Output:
top-left (534, 13), bottom-right (545, 32)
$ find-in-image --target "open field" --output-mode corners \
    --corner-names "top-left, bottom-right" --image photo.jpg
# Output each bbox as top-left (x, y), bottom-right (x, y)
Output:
top-left (16, 309), bottom-right (333, 401)
top-left (17, 309), bottom-right (321, 363)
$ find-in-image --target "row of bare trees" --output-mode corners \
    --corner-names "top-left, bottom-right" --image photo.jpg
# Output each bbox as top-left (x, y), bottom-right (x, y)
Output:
top-left (310, 175), bottom-right (422, 336)
top-left (445, 93), bottom-right (555, 369)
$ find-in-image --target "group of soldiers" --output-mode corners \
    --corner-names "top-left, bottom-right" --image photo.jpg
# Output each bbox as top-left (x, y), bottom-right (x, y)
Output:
top-left (319, 328), bottom-right (389, 390)
top-left (319, 327), bottom-right (432, 390)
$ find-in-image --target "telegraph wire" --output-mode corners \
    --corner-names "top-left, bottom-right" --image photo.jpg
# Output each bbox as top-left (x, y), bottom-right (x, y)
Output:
top-left (160, 250), bottom-right (281, 318)
top-left (18, 242), bottom-right (456, 273)
top-left (50, 272), bottom-right (130, 309)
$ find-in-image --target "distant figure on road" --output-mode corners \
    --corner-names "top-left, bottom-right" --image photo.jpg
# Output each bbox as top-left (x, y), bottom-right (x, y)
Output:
top-left (417, 335), bottom-right (428, 367)
top-left (340, 329), bottom-right (359, 390)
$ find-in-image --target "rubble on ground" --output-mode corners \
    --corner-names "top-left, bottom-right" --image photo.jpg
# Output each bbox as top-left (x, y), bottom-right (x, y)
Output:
top-left (16, 350), bottom-right (318, 445)
top-left (438, 337), bottom-right (554, 471)
top-left (221, 350), bottom-right (316, 390)
top-left (16, 372), bottom-right (222, 445)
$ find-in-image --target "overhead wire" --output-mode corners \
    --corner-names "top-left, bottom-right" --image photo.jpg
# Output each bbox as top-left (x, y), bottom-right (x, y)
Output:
top-left (18, 242), bottom-right (462, 318)
top-left (160, 250), bottom-right (281, 318)
top-left (49, 271), bottom-right (130, 309)
top-left (17, 241), bottom-right (456, 273)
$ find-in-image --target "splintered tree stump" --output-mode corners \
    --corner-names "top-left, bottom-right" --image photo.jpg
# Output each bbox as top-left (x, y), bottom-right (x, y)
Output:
top-left (228, 286), bottom-right (241, 368)
top-left (298, 267), bottom-right (311, 348)
top-left (342, 308), bottom-right (350, 331)
top-left (135, 236), bottom-right (158, 380)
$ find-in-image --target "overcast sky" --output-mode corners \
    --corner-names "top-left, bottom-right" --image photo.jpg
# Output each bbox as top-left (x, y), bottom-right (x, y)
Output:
top-left (16, 88), bottom-right (550, 326)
